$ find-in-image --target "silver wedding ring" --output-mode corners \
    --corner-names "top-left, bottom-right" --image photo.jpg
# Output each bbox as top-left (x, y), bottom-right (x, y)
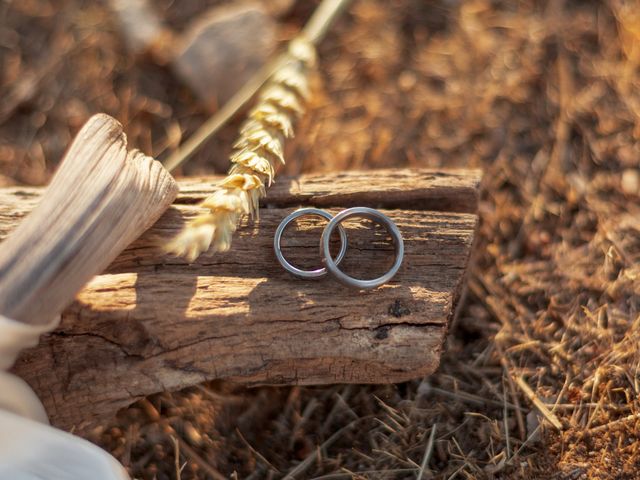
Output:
top-left (273, 208), bottom-right (348, 278)
top-left (321, 207), bottom-right (404, 289)
top-left (274, 207), bottom-right (404, 289)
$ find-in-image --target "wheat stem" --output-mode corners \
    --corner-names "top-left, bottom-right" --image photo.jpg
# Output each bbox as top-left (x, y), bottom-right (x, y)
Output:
top-left (165, 0), bottom-right (352, 261)
top-left (166, 38), bottom-right (315, 260)
top-left (162, 57), bottom-right (283, 173)
top-left (163, 0), bottom-right (352, 173)
top-left (302, 0), bottom-right (353, 44)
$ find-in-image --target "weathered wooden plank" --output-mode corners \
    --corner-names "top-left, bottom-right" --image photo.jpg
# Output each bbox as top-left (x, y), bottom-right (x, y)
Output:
top-left (2, 168), bottom-right (480, 430)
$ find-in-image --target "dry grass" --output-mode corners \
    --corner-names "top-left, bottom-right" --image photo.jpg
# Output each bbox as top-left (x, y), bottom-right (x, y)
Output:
top-left (1, 0), bottom-right (640, 478)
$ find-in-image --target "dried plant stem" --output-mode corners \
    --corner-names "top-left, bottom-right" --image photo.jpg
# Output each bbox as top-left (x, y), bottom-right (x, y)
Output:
top-left (165, 0), bottom-right (352, 260)
top-left (301, 0), bottom-right (353, 44)
top-left (416, 424), bottom-right (437, 480)
top-left (514, 376), bottom-right (563, 431)
top-left (162, 58), bottom-right (280, 173)
top-left (163, 0), bottom-right (353, 173)
top-left (587, 413), bottom-right (640, 435)
top-left (166, 38), bottom-right (316, 260)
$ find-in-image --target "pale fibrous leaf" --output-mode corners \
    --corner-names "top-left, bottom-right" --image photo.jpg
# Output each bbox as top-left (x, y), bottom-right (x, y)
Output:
top-left (166, 36), bottom-right (316, 260)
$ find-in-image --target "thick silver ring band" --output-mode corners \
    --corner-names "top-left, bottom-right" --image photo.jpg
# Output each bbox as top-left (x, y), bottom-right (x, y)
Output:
top-left (320, 207), bottom-right (404, 289)
top-left (274, 208), bottom-right (348, 279)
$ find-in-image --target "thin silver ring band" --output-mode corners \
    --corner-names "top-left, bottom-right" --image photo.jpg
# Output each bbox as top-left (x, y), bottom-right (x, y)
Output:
top-left (320, 207), bottom-right (404, 289)
top-left (274, 208), bottom-right (348, 279)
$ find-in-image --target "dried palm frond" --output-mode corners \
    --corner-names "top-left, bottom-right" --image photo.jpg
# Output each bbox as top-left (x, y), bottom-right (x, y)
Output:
top-left (166, 38), bottom-right (316, 261)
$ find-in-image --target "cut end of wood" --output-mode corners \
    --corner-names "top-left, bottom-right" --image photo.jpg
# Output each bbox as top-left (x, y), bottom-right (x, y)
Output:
top-left (0, 114), bottom-right (178, 326)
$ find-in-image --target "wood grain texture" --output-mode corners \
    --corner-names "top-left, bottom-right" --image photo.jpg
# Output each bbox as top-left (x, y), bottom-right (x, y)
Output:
top-left (0, 114), bottom-right (178, 325)
top-left (1, 168), bottom-right (480, 430)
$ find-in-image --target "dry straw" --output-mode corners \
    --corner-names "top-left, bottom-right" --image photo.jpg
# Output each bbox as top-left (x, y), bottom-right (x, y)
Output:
top-left (166, 39), bottom-right (316, 261)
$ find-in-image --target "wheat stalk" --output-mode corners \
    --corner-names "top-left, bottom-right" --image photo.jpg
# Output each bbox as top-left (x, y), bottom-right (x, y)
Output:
top-left (166, 38), bottom-right (316, 261)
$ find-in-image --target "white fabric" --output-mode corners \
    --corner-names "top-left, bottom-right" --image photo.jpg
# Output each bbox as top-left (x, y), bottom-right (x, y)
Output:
top-left (0, 409), bottom-right (128, 480)
top-left (0, 372), bottom-right (48, 424)
top-left (0, 314), bottom-right (129, 480)
top-left (0, 314), bottom-right (58, 371)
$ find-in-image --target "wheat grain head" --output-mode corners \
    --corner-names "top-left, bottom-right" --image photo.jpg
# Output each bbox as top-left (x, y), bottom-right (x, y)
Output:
top-left (166, 38), bottom-right (317, 262)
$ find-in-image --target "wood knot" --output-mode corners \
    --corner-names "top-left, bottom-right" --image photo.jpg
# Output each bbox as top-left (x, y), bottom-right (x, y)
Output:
top-left (388, 299), bottom-right (411, 318)
top-left (111, 319), bottom-right (158, 357)
top-left (374, 326), bottom-right (390, 340)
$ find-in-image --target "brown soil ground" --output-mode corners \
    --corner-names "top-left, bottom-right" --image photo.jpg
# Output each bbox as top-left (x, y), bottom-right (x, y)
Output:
top-left (2, 0), bottom-right (640, 478)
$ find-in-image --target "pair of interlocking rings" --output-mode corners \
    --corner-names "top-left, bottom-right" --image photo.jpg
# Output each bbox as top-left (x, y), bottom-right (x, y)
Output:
top-left (274, 207), bottom-right (404, 289)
